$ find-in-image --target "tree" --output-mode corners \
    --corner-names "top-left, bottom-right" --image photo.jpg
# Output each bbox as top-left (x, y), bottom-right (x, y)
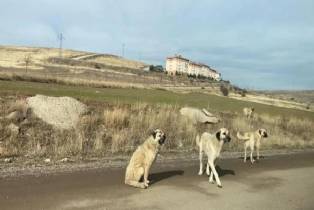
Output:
top-left (24, 54), bottom-right (32, 74)
top-left (220, 84), bottom-right (229, 96)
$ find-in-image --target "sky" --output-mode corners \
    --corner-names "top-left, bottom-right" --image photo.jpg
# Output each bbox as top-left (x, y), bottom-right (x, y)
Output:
top-left (0, 0), bottom-right (313, 90)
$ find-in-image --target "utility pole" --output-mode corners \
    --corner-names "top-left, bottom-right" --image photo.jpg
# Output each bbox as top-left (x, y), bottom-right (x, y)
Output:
top-left (58, 33), bottom-right (65, 58)
top-left (138, 51), bottom-right (141, 60)
top-left (122, 43), bottom-right (125, 57)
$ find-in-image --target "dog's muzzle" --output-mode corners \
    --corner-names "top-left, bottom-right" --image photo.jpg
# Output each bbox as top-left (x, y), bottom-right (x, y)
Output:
top-left (225, 136), bottom-right (231, 143)
top-left (263, 133), bottom-right (268, 138)
top-left (158, 135), bottom-right (166, 145)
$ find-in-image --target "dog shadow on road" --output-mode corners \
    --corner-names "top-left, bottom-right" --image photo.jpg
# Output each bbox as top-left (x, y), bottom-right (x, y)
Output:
top-left (148, 170), bottom-right (184, 185)
top-left (239, 156), bottom-right (265, 162)
top-left (216, 165), bottom-right (235, 177)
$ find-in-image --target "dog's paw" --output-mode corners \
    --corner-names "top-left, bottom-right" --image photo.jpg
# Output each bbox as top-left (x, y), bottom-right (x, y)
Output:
top-left (140, 183), bottom-right (147, 189)
top-left (206, 171), bottom-right (210, 176)
top-left (144, 181), bottom-right (150, 187)
top-left (198, 171), bottom-right (203, 175)
top-left (209, 180), bottom-right (215, 184)
top-left (217, 185), bottom-right (222, 188)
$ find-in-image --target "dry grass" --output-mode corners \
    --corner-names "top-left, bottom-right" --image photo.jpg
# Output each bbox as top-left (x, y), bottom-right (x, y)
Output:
top-left (0, 95), bottom-right (313, 159)
top-left (88, 55), bottom-right (146, 69)
top-left (0, 72), bottom-right (149, 89)
top-left (0, 46), bottom-right (146, 73)
top-left (0, 46), bottom-right (83, 69)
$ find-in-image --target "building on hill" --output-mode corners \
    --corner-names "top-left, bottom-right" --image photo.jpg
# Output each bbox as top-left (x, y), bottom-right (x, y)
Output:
top-left (165, 54), bottom-right (189, 76)
top-left (188, 61), bottom-right (202, 76)
top-left (165, 55), bottom-right (221, 81)
top-left (209, 68), bottom-right (221, 81)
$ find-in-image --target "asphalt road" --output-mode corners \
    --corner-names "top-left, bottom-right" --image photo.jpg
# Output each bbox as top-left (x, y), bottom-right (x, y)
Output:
top-left (0, 152), bottom-right (314, 210)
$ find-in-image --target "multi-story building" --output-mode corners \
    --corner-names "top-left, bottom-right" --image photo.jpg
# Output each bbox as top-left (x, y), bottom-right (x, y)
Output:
top-left (165, 55), bottom-right (221, 81)
top-left (188, 61), bottom-right (202, 76)
top-left (165, 55), bottom-right (189, 76)
top-left (209, 69), bottom-right (221, 81)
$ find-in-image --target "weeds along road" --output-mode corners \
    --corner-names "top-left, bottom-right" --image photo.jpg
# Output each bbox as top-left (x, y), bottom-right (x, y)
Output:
top-left (0, 152), bottom-right (314, 210)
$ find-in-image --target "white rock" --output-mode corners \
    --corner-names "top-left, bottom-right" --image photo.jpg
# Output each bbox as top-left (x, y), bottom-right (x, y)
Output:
top-left (26, 95), bottom-right (87, 130)
top-left (60, 157), bottom-right (69, 162)
top-left (4, 158), bottom-right (13, 163)
top-left (44, 158), bottom-right (51, 163)
top-left (180, 107), bottom-right (219, 124)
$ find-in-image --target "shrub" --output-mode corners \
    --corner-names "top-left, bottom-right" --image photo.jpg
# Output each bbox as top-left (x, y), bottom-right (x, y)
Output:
top-left (220, 85), bottom-right (229, 96)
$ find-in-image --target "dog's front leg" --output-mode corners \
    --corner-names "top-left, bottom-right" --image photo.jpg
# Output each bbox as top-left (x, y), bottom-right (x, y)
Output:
top-left (256, 146), bottom-right (260, 161)
top-left (244, 145), bottom-right (247, 163)
top-left (198, 151), bottom-right (203, 175)
top-left (209, 160), bottom-right (215, 183)
top-left (206, 162), bottom-right (210, 175)
top-left (209, 170), bottom-right (214, 183)
top-left (208, 160), bottom-right (222, 188)
top-left (143, 165), bottom-right (151, 187)
top-left (250, 142), bottom-right (255, 164)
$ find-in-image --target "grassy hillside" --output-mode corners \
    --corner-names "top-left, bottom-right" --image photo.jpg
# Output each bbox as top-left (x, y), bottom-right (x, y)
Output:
top-left (0, 45), bottom-right (83, 69)
top-left (0, 45), bottom-right (146, 71)
top-left (1, 80), bottom-right (313, 120)
top-left (86, 54), bottom-right (146, 69)
top-left (1, 81), bottom-right (313, 158)
top-left (257, 90), bottom-right (314, 105)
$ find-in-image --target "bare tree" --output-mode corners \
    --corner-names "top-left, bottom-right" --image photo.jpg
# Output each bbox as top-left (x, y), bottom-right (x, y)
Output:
top-left (24, 54), bottom-right (32, 74)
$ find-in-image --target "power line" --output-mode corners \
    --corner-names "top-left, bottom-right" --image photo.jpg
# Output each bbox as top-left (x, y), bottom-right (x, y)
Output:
top-left (122, 43), bottom-right (125, 57)
top-left (58, 33), bottom-right (65, 58)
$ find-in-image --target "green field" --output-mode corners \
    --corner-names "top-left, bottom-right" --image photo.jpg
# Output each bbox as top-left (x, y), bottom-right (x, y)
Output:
top-left (1, 80), bottom-right (313, 120)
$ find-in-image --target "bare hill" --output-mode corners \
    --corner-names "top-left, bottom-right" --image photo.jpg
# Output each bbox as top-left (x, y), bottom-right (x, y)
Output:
top-left (0, 45), bottom-right (146, 71)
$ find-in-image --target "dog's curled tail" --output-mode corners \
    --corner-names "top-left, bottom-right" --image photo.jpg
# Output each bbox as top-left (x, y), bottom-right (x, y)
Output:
top-left (195, 134), bottom-right (200, 146)
top-left (236, 131), bottom-right (249, 140)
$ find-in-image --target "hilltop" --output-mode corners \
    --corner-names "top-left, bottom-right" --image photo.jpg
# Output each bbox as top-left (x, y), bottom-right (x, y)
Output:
top-left (0, 45), bottom-right (146, 70)
top-left (0, 45), bottom-right (225, 89)
top-left (0, 45), bottom-right (312, 112)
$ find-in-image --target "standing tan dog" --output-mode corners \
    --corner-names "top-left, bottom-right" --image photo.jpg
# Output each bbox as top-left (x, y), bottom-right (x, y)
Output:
top-left (237, 129), bottom-right (268, 163)
top-left (196, 128), bottom-right (231, 188)
top-left (125, 129), bottom-right (166, 189)
top-left (243, 107), bottom-right (254, 118)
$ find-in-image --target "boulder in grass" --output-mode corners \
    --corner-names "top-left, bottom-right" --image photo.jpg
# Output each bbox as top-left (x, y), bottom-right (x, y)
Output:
top-left (26, 95), bottom-right (87, 130)
top-left (180, 107), bottom-right (219, 124)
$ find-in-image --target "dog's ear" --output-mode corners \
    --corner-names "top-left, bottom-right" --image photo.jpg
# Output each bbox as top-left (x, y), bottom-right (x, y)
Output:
top-left (216, 131), bottom-right (221, 141)
top-left (151, 130), bottom-right (157, 138)
top-left (258, 129), bottom-right (262, 135)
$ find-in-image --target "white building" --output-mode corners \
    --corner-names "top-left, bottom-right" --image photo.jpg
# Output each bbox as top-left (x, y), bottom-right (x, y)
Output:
top-left (188, 61), bottom-right (202, 76)
top-left (165, 55), bottom-right (189, 76)
top-left (165, 55), bottom-right (221, 81)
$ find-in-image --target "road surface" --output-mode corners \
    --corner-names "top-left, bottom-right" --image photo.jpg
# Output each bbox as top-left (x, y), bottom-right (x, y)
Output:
top-left (0, 152), bottom-right (314, 210)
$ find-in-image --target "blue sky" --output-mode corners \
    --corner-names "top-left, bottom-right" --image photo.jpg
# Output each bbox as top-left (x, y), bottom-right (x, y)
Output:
top-left (0, 0), bottom-right (313, 90)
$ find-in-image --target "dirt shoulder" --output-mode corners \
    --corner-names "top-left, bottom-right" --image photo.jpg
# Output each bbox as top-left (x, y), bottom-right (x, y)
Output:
top-left (1, 149), bottom-right (314, 179)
